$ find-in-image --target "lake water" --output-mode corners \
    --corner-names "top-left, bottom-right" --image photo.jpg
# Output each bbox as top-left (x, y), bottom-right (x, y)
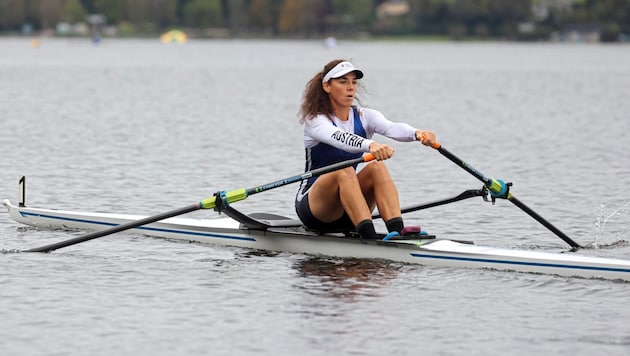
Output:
top-left (1, 37), bottom-right (630, 356)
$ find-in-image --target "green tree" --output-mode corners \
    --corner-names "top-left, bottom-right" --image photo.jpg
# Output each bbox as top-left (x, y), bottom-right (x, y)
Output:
top-left (408, 0), bottom-right (450, 34)
top-left (487, 0), bottom-right (530, 37)
top-left (277, 0), bottom-right (304, 33)
top-left (62, 0), bottom-right (87, 23)
top-left (277, 0), bottom-right (327, 35)
top-left (0, 0), bottom-right (27, 30)
top-left (34, 0), bottom-right (65, 29)
top-left (248, 0), bottom-right (274, 30)
top-left (125, 0), bottom-right (177, 30)
top-left (92, 0), bottom-right (125, 24)
top-left (183, 0), bottom-right (222, 28)
top-left (224, 0), bottom-right (245, 31)
top-left (331, 0), bottom-right (373, 29)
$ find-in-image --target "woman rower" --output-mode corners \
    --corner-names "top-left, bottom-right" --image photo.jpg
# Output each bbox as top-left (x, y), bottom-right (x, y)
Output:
top-left (295, 59), bottom-right (437, 240)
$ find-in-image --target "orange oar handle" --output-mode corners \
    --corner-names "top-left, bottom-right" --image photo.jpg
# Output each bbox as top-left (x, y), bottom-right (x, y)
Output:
top-left (420, 133), bottom-right (441, 149)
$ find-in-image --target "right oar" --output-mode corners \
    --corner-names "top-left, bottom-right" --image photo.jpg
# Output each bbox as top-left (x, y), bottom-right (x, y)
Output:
top-left (429, 142), bottom-right (582, 250)
top-left (25, 154), bottom-right (375, 253)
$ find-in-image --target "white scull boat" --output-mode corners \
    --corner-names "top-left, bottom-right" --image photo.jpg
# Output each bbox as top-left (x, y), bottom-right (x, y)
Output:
top-left (4, 198), bottom-right (630, 282)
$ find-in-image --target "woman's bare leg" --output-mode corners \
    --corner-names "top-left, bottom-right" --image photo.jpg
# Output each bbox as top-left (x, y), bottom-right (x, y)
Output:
top-left (307, 167), bottom-right (372, 225)
top-left (357, 161), bottom-right (401, 222)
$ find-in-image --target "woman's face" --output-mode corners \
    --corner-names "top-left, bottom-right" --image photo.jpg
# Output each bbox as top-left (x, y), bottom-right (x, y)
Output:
top-left (324, 72), bottom-right (359, 109)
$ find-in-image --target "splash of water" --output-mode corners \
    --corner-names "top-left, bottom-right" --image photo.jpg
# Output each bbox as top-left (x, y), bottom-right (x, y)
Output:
top-left (593, 201), bottom-right (630, 248)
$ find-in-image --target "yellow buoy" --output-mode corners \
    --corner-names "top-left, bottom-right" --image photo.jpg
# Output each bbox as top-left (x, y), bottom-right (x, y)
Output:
top-left (160, 29), bottom-right (187, 44)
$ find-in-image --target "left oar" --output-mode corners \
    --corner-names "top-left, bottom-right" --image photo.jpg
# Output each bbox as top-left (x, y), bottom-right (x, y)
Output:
top-left (26, 154), bottom-right (375, 253)
top-left (428, 142), bottom-right (582, 250)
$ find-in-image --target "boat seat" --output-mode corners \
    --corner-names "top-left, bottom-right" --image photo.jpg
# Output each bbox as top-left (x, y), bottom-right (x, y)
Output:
top-left (247, 213), bottom-right (303, 228)
top-left (251, 212), bottom-right (357, 236)
top-left (221, 205), bottom-right (354, 234)
top-left (217, 204), bottom-right (302, 230)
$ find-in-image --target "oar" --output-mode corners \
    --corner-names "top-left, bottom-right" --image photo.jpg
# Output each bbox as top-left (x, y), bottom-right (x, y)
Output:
top-left (26, 154), bottom-right (375, 253)
top-left (429, 142), bottom-right (582, 250)
top-left (372, 189), bottom-right (487, 219)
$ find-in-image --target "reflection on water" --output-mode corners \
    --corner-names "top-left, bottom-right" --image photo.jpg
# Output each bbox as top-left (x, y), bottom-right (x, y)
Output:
top-left (295, 257), bottom-right (400, 301)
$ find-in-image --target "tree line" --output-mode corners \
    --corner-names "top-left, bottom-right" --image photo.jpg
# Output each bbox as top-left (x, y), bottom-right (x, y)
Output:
top-left (0, 0), bottom-right (628, 41)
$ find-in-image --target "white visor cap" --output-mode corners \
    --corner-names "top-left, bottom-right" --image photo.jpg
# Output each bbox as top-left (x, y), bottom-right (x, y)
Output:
top-left (322, 61), bottom-right (364, 83)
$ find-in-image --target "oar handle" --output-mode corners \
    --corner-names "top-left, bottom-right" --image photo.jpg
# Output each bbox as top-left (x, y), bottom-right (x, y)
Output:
top-left (420, 133), bottom-right (442, 150)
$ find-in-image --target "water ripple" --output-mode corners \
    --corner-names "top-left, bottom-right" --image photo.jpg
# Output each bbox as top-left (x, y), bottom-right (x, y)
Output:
top-left (2, 39), bottom-right (630, 356)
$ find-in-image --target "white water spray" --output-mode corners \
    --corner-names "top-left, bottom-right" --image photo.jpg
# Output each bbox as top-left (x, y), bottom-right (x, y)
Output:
top-left (593, 201), bottom-right (630, 248)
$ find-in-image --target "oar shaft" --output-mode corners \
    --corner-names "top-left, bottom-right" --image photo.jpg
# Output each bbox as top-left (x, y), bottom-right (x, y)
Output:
top-left (26, 204), bottom-right (200, 253)
top-left (436, 145), bottom-right (491, 185)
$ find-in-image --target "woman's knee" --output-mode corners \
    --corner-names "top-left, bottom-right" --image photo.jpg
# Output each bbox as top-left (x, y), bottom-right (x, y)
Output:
top-left (362, 161), bottom-right (393, 182)
top-left (335, 167), bottom-right (360, 184)
top-left (312, 167), bottom-right (358, 192)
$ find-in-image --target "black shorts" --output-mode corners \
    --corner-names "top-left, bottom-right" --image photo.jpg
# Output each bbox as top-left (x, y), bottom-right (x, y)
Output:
top-left (295, 193), bottom-right (354, 232)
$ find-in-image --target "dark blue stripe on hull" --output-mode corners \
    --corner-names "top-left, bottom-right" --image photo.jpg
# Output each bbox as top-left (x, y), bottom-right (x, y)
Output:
top-left (410, 253), bottom-right (630, 274)
top-left (19, 212), bottom-right (256, 242)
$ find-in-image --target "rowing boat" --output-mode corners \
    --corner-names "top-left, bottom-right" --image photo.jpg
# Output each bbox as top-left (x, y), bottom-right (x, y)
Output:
top-left (4, 198), bottom-right (630, 282)
top-left (4, 146), bottom-right (630, 281)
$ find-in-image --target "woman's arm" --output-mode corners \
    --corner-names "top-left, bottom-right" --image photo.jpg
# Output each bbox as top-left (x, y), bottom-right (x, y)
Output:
top-left (304, 115), bottom-right (375, 152)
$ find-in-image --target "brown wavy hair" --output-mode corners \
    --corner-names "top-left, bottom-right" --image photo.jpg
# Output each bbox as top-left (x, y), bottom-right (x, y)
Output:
top-left (298, 59), bottom-right (363, 124)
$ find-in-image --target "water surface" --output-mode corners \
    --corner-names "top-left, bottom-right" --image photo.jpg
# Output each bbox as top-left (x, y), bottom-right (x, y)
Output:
top-left (1, 38), bottom-right (630, 355)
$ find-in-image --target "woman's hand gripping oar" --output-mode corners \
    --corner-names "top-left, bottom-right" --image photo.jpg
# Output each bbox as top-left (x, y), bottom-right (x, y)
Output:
top-left (25, 154), bottom-right (375, 253)
top-left (425, 139), bottom-right (582, 250)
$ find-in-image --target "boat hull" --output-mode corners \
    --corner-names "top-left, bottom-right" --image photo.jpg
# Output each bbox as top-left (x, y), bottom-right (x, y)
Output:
top-left (3, 199), bottom-right (630, 281)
